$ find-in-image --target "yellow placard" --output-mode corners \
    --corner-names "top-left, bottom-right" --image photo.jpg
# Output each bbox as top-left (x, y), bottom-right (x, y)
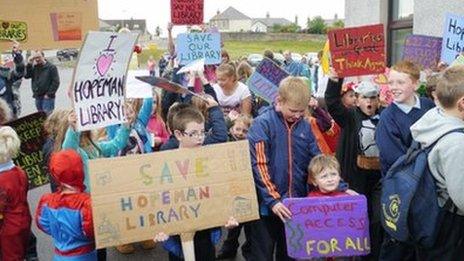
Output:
top-left (0, 0), bottom-right (98, 51)
top-left (321, 40), bottom-right (331, 75)
top-left (89, 140), bottom-right (260, 249)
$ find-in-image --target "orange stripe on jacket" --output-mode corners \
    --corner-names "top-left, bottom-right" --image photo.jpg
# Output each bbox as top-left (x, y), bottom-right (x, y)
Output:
top-left (308, 117), bottom-right (333, 155)
top-left (256, 141), bottom-right (280, 199)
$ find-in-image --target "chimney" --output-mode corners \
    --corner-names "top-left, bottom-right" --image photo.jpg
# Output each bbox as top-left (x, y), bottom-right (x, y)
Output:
top-left (216, 9), bottom-right (220, 15)
top-left (266, 12), bottom-right (270, 19)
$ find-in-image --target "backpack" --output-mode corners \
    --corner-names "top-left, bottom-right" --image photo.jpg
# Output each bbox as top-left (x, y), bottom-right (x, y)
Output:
top-left (381, 129), bottom-right (462, 247)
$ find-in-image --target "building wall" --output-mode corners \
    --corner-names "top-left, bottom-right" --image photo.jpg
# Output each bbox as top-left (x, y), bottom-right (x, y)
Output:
top-left (413, 0), bottom-right (464, 37)
top-left (229, 20), bottom-right (252, 32)
top-left (344, 0), bottom-right (388, 27)
top-left (251, 22), bottom-right (268, 32)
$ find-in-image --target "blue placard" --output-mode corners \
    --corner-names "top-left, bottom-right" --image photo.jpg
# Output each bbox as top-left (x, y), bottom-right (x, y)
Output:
top-left (247, 58), bottom-right (289, 103)
top-left (177, 33), bottom-right (221, 65)
top-left (441, 13), bottom-right (464, 64)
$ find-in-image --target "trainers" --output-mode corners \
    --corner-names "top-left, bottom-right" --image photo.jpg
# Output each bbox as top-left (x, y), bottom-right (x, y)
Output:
top-left (116, 243), bottom-right (135, 254)
top-left (141, 239), bottom-right (156, 250)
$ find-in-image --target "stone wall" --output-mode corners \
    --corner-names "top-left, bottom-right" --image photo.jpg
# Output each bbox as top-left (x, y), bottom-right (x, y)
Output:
top-left (220, 32), bottom-right (326, 42)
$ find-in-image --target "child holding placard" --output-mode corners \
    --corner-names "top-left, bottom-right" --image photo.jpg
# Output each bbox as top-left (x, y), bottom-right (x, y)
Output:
top-left (307, 154), bottom-right (350, 197)
top-left (154, 102), bottom-right (236, 261)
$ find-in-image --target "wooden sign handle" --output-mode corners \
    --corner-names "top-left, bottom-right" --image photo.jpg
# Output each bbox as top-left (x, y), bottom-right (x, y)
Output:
top-left (181, 232), bottom-right (196, 261)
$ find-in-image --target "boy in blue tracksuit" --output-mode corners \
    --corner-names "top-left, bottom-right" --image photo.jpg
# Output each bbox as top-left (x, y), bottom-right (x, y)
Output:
top-left (248, 76), bottom-right (320, 260)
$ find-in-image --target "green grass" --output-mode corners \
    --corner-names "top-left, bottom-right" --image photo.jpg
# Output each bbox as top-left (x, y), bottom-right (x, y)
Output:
top-left (223, 40), bottom-right (325, 59)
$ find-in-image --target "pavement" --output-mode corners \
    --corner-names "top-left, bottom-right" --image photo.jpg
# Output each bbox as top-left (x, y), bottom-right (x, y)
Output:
top-left (19, 65), bottom-right (246, 261)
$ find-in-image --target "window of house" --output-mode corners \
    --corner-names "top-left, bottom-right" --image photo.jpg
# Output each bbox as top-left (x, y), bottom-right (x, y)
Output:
top-left (388, 0), bottom-right (413, 65)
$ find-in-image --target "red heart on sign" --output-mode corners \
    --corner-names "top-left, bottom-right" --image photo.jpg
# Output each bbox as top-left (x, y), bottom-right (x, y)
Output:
top-left (1, 22), bottom-right (9, 30)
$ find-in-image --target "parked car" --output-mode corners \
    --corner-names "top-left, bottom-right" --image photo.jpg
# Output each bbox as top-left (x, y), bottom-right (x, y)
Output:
top-left (247, 53), bottom-right (263, 67)
top-left (56, 48), bottom-right (79, 61)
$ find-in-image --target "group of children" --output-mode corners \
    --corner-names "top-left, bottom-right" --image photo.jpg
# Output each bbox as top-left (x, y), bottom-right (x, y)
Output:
top-left (1, 39), bottom-right (464, 261)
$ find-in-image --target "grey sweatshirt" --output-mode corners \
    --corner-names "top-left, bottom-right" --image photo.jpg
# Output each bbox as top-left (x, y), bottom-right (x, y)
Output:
top-left (411, 107), bottom-right (464, 215)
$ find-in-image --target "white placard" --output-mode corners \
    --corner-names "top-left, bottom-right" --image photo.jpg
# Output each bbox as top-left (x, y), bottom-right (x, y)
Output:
top-left (71, 31), bottom-right (138, 131)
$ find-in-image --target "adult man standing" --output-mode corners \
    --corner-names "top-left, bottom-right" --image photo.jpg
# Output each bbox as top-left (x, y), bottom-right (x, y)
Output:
top-left (25, 50), bottom-right (60, 114)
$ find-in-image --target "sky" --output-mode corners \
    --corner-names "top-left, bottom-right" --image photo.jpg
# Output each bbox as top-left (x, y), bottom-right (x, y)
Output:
top-left (98, 0), bottom-right (345, 36)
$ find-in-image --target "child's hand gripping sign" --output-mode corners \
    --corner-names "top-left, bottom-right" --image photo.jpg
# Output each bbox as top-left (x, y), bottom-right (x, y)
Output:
top-left (283, 196), bottom-right (370, 259)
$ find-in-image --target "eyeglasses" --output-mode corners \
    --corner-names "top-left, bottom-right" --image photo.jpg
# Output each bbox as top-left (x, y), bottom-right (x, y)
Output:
top-left (182, 130), bottom-right (206, 138)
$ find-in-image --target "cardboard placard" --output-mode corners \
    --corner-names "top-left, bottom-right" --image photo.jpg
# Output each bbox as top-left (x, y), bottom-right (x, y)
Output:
top-left (89, 140), bottom-right (260, 249)
top-left (283, 196), bottom-right (370, 259)
top-left (402, 35), bottom-right (442, 69)
top-left (441, 13), bottom-right (464, 64)
top-left (328, 24), bottom-right (386, 77)
top-left (177, 33), bottom-right (221, 65)
top-left (7, 112), bottom-right (48, 189)
top-left (0, 20), bottom-right (28, 43)
top-left (71, 31), bottom-right (138, 131)
top-left (247, 58), bottom-right (289, 103)
top-left (171, 0), bottom-right (204, 25)
top-left (50, 12), bottom-right (82, 41)
top-left (0, 0), bottom-right (98, 50)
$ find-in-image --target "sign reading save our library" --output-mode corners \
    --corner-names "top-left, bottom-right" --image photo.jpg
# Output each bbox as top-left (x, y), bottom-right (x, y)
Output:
top-left (89, 140), bottom-right (260, 249)
top-left (177, 33), bottom-right (221, 65)
top-left (71, 31), bottom-right (138, 131)
top-left (328, 24), bottom-right (386, 77)
top-left (283, 196), bottom-right (370, 259)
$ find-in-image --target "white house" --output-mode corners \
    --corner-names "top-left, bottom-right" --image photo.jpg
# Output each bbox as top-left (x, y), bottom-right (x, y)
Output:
top-left (210, 7), bottom-right (293, 33)
top-left (209, 7), bottom-right (252, 32)
top-left (251, 13), bottom-right (293, 33)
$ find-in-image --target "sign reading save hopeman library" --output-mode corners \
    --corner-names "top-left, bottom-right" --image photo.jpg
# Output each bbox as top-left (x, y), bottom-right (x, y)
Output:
top-left (89, 140), bottom-right (260, 249)
top-left (71, 32), bottom-right (138, 131)
top-left (283, 196), bottom-right (370, 259)
top-left (328, 24), bottom-right (386, 77)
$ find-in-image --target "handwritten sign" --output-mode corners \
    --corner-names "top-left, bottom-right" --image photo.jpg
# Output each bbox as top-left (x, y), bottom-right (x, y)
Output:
top-left (284, 196), bottom-right (370, 259)
top-left (328, 24), bottom-right (386, 77)
top-left (171, 0), bottom-right (204, 25)
top-left (402, 35), bottom-right (442, 69)
top-left (0, 20), bottom-right (27, 43)
top-left (442, 13), bottom-right (464, 64)
top-left (177, 33), bottom-right (221, 65)
top-left (72, 32), bottom-right (138, 131)
top-left (247, 58), bottom-right (289, 103)
top-left (89, 140), bottom-right (260, 249)
top-left (7, 112), bottom-right (48, 189)
top-left (0, 0), bottom-right (98, 50)
top-left (50, 12), bottom-right (82, 41)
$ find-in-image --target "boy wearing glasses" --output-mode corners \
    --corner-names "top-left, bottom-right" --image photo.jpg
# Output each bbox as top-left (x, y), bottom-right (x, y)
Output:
top-left (155, 97), bottom-right (231, 261)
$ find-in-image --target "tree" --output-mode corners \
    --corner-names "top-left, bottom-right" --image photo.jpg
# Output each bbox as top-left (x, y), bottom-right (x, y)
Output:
top-left (271, 23), bottom-right (300, 33)
top-left (307, 16), bottom-right (327, 34)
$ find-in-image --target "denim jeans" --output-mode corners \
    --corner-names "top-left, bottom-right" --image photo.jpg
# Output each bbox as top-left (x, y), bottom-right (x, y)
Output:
top-left (35, 97), bottom-right (55, 114)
